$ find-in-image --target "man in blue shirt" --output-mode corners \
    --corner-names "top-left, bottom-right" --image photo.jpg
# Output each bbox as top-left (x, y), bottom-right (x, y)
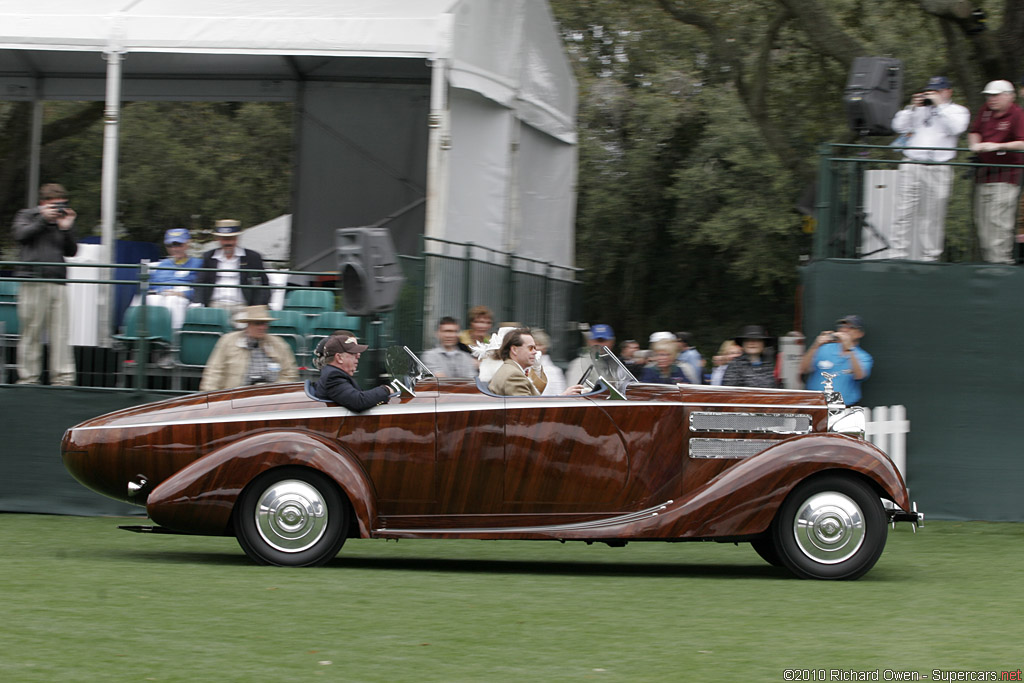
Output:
top-left (800, 315), bottom-right (873, 406)
top-left (146, 227), bottom-right (203, 328)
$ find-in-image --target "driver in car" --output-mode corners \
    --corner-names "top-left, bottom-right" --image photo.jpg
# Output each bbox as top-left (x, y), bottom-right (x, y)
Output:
top-left (488, 328), bottom-right (585, 397)
top-left (313, 331), bottom-right (393, 411)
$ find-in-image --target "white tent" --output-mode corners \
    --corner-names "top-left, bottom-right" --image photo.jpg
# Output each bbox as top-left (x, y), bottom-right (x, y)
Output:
top-left (0, 0), bottom-right (578, 333)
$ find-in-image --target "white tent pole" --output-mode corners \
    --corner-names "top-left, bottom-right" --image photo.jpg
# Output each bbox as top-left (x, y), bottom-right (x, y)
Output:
top-left (423, 11), bottom-right (454, 348)
top-left (98, 49), bottom-right (123, 344)
top-left (424, 12), bottom-right (453, 241)
top-left (27, 99), bottom-right (43, 207)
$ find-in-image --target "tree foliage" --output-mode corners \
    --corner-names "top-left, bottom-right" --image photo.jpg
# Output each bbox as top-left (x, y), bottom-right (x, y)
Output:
top-left (1, 101), bottom-right (293, 251)
top-left (3, 0), bottom-right (1022, 355)
top-left (551, 0), bottom-right (1023, 352)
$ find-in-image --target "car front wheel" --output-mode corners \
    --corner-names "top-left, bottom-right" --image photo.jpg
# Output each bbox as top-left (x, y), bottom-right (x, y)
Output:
top-left (771, 474), bottom-right (887, 580)
top-left (234, 467), bottom-right (348, 566)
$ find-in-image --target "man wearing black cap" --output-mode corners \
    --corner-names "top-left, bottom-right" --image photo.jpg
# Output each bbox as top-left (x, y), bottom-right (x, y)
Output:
top-left (800, 315), bottom-right (873, 406)
top-left (313, 331), bottom-right (393, 412)
top-left (889, 76), bottom-right (970, 261)
top-left (194, 219), bottom-right (270, 317)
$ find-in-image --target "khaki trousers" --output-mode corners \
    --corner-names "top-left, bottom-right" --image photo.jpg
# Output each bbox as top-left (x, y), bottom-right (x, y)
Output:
top-left (891, 164), bottom-right (952, 261)
top-left (975, 182), bottom-right (1022, 264)
top-left (17, 281), bottom-right (75, 385)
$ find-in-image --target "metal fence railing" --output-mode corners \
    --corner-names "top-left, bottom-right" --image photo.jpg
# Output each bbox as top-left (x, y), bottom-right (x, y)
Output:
top-left (813, 143), bottom-right (1024, 263)
top-left (421, 238), bottom-right (582, 362)
top-left (0, 237), bottom-right (581, 390)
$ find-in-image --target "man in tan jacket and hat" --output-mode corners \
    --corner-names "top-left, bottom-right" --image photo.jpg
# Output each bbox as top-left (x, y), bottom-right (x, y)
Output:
top-left (199, 305), bottom-right (298, 392)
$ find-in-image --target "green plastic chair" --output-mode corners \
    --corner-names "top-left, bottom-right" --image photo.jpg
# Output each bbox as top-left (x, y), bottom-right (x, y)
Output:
top-left (114, 305), bottom-right (174, 346)
top-left (0, 301), bottom-right (18, 336)
top-left (284, 289), bottom-right (334, 316)
top-left (0, 281), bottom-right (19, 302)
top-left (306, 311), bottom-right (363, 354)
top-left (182, 307), bottom-right (231, 332)
top-left (269, 309), bottom-right (306, 357)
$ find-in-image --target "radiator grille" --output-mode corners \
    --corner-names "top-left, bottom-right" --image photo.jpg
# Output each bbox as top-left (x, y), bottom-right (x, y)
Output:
top-left (689, 438), bottom-right (778, 459)
top-left (689, 411), bottom-right (812, 434)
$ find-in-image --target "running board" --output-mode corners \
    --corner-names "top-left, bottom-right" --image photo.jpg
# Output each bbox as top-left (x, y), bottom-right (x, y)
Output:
top-left (118, 525), bottom-right (197, 535)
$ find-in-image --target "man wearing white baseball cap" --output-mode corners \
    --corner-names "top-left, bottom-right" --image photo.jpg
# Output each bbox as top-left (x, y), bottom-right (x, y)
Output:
top-left (968, 80), bottom-right (1024, 263)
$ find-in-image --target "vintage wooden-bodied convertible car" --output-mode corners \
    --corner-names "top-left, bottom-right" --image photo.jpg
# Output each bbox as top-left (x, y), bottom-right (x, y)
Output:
top-left (62, 347), bottom-right (921, 579)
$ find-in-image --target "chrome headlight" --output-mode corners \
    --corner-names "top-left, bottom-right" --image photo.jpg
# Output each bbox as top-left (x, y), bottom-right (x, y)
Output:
top-left (828, 406), bottom-right (866, 439)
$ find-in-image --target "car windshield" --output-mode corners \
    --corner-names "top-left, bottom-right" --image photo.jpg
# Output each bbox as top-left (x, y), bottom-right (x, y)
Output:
top-left (385, 346), bottom-right (435, 391)
top-left (581, 345), bottom-right (635, 399)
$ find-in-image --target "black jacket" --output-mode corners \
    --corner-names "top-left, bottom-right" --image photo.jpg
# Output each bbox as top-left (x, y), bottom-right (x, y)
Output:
top-left (194, 247), bottom-right (270, 306)
top-left (313, 365), bottom-right (391, 412)
top-left (11, 207), bottom-right (78, 279)
top-left (722, 354), bottom-right (778, 389)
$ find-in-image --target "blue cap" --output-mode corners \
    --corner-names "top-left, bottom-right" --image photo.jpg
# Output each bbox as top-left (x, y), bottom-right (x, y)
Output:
top-left (836, 315), bottom-right (864, 331)
top-left (164, 228), bottom-right (190, 244)
top-left (589, 323), bottom-right (615, 340)
top-left (923, 76), bottom-right (951, 91)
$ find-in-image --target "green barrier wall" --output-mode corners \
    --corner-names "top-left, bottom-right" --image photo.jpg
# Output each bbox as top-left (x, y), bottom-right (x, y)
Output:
top-left (803, 259), bottom-right (1024, 521)
top-left (0, 386), bottom-right (182, 516)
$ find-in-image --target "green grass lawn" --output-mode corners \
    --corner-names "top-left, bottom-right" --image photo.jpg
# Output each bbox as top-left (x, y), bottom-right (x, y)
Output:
top-left (1, 515), bottom-right (1021, 682)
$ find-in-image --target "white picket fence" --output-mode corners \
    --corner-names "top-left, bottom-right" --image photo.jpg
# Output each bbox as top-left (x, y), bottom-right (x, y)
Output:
top-left (863, 405), bottom-right (910, 481)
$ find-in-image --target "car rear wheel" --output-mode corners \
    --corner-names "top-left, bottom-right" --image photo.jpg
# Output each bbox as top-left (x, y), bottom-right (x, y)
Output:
top-left (234, 467), bottom-right (348, 566)
top-left (771, 474), bottom-right (887, 580)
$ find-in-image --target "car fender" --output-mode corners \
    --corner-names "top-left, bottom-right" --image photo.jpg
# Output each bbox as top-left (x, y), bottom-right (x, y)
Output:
top-left (661, 432), bottom-right (909, 539)
top-left (146, 431), bottom-right (378, 537)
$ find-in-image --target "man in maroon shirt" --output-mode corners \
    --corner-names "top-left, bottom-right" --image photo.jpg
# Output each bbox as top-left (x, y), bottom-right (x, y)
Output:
top-left (968, 80), bottom-right (1024, 263)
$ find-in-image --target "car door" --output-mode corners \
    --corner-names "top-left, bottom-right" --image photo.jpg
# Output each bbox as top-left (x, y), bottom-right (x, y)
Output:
top-left (502, 395), bottom-right (630, 513)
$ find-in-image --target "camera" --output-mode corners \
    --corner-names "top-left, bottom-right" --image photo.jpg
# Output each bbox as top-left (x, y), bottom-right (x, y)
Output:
top-left (828, 333), bottom-right (841, 343)
top-left (921, 97), bottom-right (933, 106)
top-left (51, 201), bottom-right (69, 217)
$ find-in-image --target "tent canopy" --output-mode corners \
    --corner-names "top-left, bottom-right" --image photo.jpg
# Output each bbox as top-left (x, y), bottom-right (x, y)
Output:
top-left (1, 0), bottom-right (578, 339)
top-left (0, 0), bottom-right (575, 142)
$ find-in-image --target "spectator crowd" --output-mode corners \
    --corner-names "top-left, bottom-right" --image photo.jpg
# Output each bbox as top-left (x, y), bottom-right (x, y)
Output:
top-left (13, 73), bottom-right (1024, 393)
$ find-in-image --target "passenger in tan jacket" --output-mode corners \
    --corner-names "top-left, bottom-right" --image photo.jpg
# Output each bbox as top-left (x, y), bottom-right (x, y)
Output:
top-left (487, 328), bottom-right (583, 397)
top-left (199, 305), bottom-right (298, 392)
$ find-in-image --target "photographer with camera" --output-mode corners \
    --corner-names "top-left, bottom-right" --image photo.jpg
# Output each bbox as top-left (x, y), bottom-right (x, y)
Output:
top-left (199, 305), bottom-right (297, 392)
top-left (889, 76), bottom-right (970, 261)
top-left (10, 183), bottom-right (79, 385)
top-left (800, 315), bottom-right (873, 406)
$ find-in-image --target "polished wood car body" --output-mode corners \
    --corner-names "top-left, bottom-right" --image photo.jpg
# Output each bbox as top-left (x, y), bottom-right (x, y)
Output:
top-left (62, 349), bottom-right (918, 577)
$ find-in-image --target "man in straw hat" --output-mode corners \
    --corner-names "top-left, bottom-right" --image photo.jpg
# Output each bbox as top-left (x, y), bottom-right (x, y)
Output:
top-left (199, 305), bottom-right (297, 392)
top-left (194, 219), bottom-right (270, 318)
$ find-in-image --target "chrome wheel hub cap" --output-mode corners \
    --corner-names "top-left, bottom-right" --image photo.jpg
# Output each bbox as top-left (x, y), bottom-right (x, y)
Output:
top-left (254, 480), bottom-right (328, 553)
top-left (792, 491), bottom-right (865, 564)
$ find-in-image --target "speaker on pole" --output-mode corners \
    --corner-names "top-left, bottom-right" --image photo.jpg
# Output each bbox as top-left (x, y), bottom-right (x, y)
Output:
top-left (335, 227), bottom-right (405, 316)
top-left (843, 57), bottom-right (903, 136)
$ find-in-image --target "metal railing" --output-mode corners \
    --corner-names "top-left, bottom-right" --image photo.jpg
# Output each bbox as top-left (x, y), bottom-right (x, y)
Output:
top-left (422, 237), bottom-right (582, 361)
top-left (0, 237), bottom-right (581, 389)
top-left (813, 143), bottom-right (1024, 262)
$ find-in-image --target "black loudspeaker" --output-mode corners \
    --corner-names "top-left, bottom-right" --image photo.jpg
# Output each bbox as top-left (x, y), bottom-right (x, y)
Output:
top-left (843, 56), bottom-right (903, 136)
top-left (336, 227), bottom-right (405, 316)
